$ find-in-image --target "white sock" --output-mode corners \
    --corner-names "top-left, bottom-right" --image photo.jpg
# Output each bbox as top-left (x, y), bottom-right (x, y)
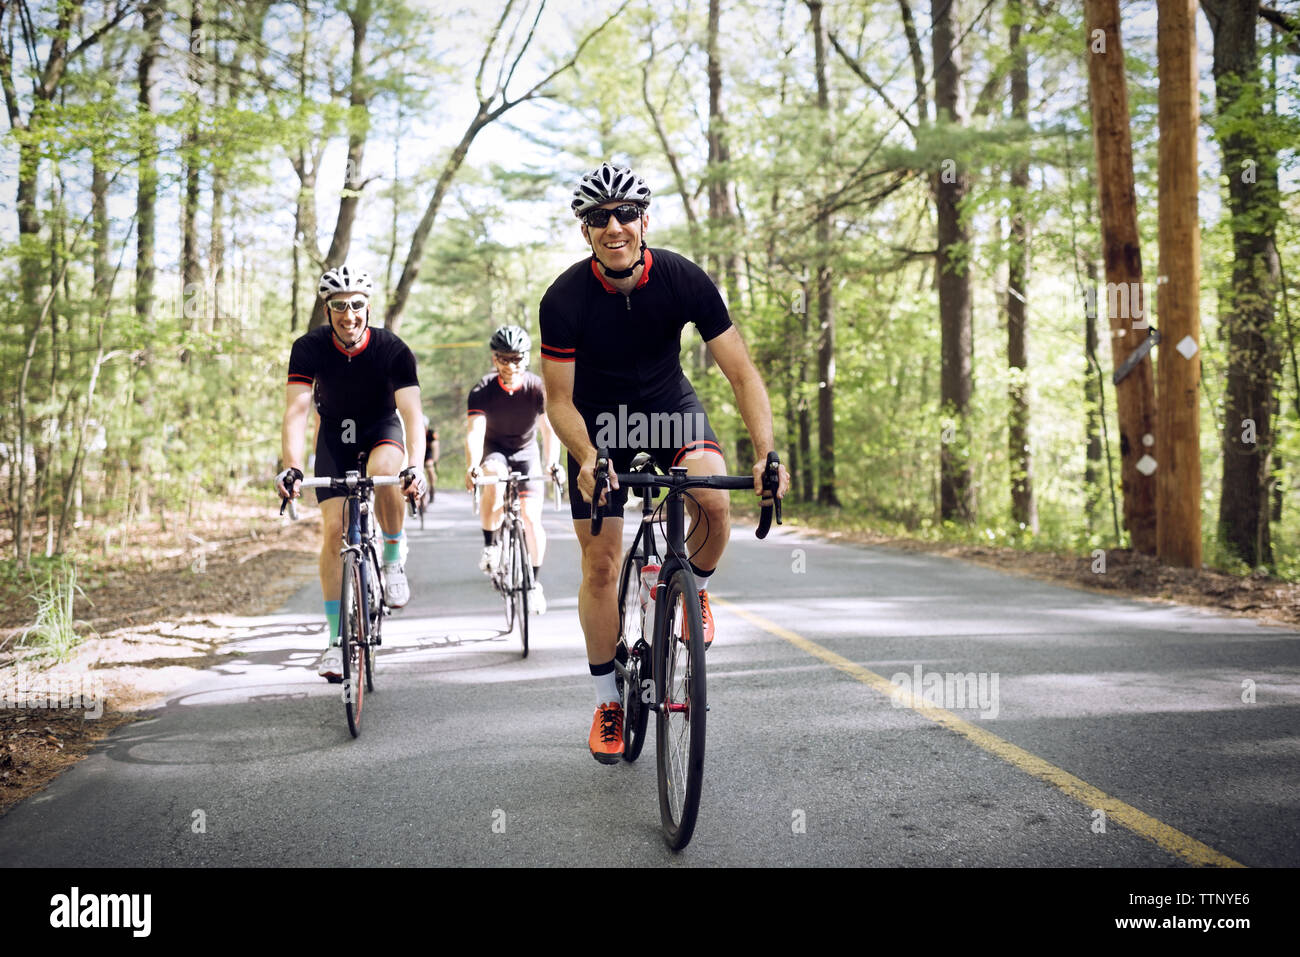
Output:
top-left (593, 670), bottom-right (620, 707)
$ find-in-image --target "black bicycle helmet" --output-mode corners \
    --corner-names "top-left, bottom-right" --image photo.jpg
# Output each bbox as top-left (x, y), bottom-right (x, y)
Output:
top-left (490, 325), bottom-right (531, 354)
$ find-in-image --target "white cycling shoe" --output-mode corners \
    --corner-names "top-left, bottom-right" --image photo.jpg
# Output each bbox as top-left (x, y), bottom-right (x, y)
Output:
top-left (479, 544), bottom-right (501, 574)
top-left (384, 563), bottom-right (410, 608)
top-left (529, 582), bottom-right (546, 616)
top-left (317, 646), bottom-right (343, 683)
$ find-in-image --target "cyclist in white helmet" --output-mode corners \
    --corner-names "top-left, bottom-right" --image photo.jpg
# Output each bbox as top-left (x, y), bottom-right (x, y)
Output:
top-left (540, 163), bottom-right (790, 763)
top-left (276, 264), bottom-right (427, 681)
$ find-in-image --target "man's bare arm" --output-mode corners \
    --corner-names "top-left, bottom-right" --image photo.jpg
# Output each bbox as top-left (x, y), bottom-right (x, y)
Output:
top-left (282, 383), bottom-right (313, 471)
top-left (394, 386), bottom-right (426, 469)
top-left (707, 327), bottom-right (775, 457)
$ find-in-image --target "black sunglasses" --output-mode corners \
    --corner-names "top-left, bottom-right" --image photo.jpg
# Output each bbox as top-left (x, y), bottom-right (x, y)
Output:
top-left (583, 203), bottom-right (643, 228)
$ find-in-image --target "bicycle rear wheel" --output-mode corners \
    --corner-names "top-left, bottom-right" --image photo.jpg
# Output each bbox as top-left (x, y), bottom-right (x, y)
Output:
top-left (511, 521), bottom-right (530, 658)
top-left (617, 548), bottom-right (649, 762)
top-left (655, 568), bottom-right (706, 850)
top-left (340, 553), bottom-right (366, 738)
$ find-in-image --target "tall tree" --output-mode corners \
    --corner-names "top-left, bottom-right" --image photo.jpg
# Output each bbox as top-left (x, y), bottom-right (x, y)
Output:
top-left (385, 0), bottom-right (629, 334)
top-left (1083, 0), bottom-right (1158, 553)
top-left (1202, 0), bottom-right (1284, 566)
top-left (933, 0), bottom-right (975, 522)
top-left (807, 0), bottom-right (840, 505)
top-left (1006, 0), bottom-right (1037, 531)
top-left (706, 0), bottom-right (739, 307)
top-left (181, 0), bottom-right (205, 347)
top-left (308, 0), bottom-right (376, 330)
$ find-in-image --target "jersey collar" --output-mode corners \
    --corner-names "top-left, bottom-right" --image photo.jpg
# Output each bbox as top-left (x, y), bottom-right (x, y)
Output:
top-left (331, 327), bottom-right (371, 357)
top-left (590, 247), bottom-right (653, 294)
top-left (495, 372), bottom-right (522, 395)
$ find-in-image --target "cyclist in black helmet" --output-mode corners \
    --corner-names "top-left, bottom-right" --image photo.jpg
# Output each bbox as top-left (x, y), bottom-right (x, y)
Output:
top-left (540, 163), bottom-right (789, 763)
top-left (465, 324), bottom-right (562, 614)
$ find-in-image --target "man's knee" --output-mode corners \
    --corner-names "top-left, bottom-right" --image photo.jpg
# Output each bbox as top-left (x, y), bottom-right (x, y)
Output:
top-left (579, 540), bottom-right (620, 590)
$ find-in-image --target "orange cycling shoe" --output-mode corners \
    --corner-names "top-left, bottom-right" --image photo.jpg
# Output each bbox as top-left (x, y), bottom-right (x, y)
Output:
top-left (589, 702), bottom-right (624, 764)
top-left (694, 590), bottom-right (714, 648)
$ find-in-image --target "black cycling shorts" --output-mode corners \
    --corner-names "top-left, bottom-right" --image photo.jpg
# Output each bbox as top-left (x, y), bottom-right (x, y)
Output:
top-left (313, 413), bottom-right (405, 504)
top-left (566, 396), bottom-right (721, 521)
top-left (481, 441), bottom-right (542, 498)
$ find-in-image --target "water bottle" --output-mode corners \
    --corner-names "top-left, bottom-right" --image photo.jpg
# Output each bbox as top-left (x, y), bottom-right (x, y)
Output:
top-left (640, 561), bottom-right (661, 609)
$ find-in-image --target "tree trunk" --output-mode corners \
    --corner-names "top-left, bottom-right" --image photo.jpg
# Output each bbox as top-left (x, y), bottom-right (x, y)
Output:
top-left (1084, 258), bottom-right (1104, 527)
top-left (92, 152), bottom-right (111, 301)
top-left (1203, 0), bottom-right (1282, 567)
top-left (1007, 0), bottom-right (1037, 532)
top-left (1156, 0), bottom-right (1203, 568)
top-left (1083, 0), bottom-right (1158, 553)
top-left (181, 0), bottom-right (204, 352)
top-left (707, 0), bottom-right (740, 309)
top-left (807, 1), bottom-right (839, 507)
top-left (319, 0), bottom-right (373, 285)
top-left (933, 0), bottom-right (974, 522)
top-left (132, 0), bottom-right (165, 522)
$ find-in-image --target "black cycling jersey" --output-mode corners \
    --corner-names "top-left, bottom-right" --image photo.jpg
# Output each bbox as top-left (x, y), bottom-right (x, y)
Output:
top-left (538, 248), bottom-right (732, 409)
top-left (286, 325), bottom-right (419, 423)
top-left (467, 371), bottom-right (545, 451)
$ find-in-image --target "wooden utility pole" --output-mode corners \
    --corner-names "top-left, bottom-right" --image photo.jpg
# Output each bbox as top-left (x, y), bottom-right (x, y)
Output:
top-left (1156, 0), bottom-right (1202, 566)
top-left (1083, 0), bottom-right (1158, 553)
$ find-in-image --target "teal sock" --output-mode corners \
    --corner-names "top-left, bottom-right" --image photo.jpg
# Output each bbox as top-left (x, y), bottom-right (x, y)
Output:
top-left (324, 600), bottom-right (340, 646)
top-left (383, 532), bottom-right (403, 564)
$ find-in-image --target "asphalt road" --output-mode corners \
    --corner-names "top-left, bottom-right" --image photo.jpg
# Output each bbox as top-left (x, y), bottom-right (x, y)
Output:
top-left (2, 489), bottom-right (1297, 866)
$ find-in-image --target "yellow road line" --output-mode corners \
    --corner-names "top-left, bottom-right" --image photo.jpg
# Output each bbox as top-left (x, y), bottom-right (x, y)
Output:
top-left (715, 598), bottom-right (1244, 868)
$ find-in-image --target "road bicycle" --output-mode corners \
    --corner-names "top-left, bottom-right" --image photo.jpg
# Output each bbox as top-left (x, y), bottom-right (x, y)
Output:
top-left (592, 449), bottom-right (782, 850)
top-left (282, 471), bottom-right (410, 737)
top-left (473, 472), bottom-right (562, 658)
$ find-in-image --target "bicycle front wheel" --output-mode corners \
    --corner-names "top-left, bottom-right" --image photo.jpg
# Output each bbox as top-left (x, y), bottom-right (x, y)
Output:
top-left (655, 569), bottom-right (706, 850)
top-left (340, 553), bottom-right (366, 738)
top-left (364, 549), bottom-right (381, 693)
top-left (511, 521), bottom-right (530, 658)
top-left (499, 529), bottom-right (516, 635)
top-left (617, 548), bottom-right (649, 762)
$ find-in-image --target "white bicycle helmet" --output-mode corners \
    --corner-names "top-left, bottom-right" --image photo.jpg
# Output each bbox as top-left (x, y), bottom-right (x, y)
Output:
top-left (318, 264), bottom-right (374, 299)
top-left (571, 163), bottom-right (652, 218)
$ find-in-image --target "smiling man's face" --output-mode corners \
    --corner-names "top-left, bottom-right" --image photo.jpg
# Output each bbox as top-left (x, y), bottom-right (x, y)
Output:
top-left (582, 201), bottom-right (649, 273)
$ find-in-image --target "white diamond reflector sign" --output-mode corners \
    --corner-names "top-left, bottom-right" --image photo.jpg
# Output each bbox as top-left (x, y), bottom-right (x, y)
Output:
top-left (1176, 335), bottom-right (1198, 359)
top-left (1136, 454), bottom-right (1158, 476)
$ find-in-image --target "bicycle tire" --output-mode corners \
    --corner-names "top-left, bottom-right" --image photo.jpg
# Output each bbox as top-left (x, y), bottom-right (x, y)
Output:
top-left (617, 548), bottom-right (649, 762)
top-left (340, 553), bottom-right (366, 738)
top-left (499, 528), bottom-right (516, 635)
top-left (655, 568), bottom-right (706, 850)
top-left (364, 548), bottom-right (381, 693)
top-left (512, 520), bottom-right (530, 658)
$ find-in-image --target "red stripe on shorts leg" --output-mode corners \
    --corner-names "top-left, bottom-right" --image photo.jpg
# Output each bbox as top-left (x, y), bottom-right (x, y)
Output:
top-left (672, 440), bottom-right (723, 467)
